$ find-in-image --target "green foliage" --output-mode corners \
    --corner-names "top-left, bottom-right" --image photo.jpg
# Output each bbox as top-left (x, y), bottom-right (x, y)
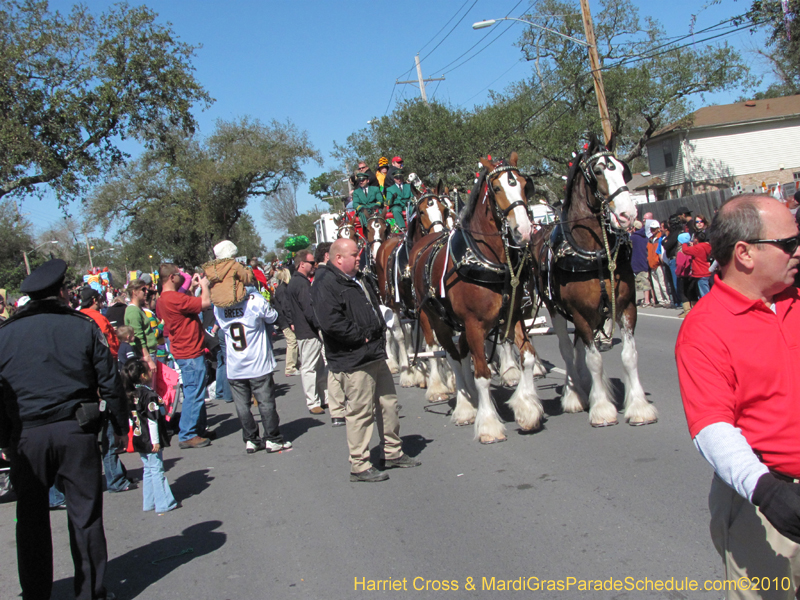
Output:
top-left (0, 0), bottom-right (212, 204)
top-left (747, 0), bottom-right (800, 95)
top-left (309, 170), bottom-right (348, 209)
top-left (333, 100), bottom-right (485, 189)
top-left (87, 118), bottom-right (320, 269)
top-left (0, 201), bottom-right (35, 291)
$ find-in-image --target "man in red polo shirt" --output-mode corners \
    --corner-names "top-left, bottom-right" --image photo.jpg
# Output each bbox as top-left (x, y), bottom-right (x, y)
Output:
top-left (158, 264), bottom-right (212, 449)
top-left (676, 194), bottom-right (800, 599)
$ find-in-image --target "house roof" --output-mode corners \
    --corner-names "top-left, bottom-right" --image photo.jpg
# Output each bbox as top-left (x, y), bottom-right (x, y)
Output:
top-left (650, 94), bottom-right (800, 140)
top-left (628, 172), bottom-right (664, 190)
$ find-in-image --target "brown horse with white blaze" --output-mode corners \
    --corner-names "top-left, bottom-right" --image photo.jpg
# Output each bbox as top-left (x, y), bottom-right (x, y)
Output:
top-left (531, 136), bottom-right (657, 427)
top-left (411, 153), bottom-right (543, 444)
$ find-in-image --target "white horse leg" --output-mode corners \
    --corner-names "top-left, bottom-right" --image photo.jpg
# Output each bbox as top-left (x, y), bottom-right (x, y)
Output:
top-left (425, 344), bottom-right (451, 402)
top-left (526, 334), bottom-right (548, 377)
top-left (620, 323), bottom-right (658, 425)
top-left (498, 341), bottom-right (521, 387)
top-left (439, 355), bottom-right (456, 392)
top-left (449, 355), bottom-right (477, 426)
top-left (508, 349), bottom-right (545, 431)
top-left (553, 314), bottom-right (588, 413)
top-left (584, 343), bottom-right (619, 427)
top-left (403, 321), bottom-right (428, 387)
top-left (474, 375), bottom-right (507, 444)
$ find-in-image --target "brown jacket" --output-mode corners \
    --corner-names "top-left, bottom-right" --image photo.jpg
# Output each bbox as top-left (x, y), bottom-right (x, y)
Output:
top-left (202, 258), bottom-right (254, 308)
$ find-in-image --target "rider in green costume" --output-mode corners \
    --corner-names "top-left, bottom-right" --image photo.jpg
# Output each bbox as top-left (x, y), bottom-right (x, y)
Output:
top-left (384, 170), bottom-right (411, 230)
top-left (351, 171), bottom-right (384, 230)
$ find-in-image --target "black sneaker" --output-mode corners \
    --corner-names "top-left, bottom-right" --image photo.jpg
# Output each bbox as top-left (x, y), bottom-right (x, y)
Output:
top-left (331, 418), bottom-right (346, 427)
top-left (384, 454), bottom-right (421, 469)
top-left (350, 467), bottom-right (389, 483)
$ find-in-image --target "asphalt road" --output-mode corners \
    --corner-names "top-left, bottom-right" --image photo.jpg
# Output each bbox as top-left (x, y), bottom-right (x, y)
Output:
top-left (0, 306), bottom-right (728, 600)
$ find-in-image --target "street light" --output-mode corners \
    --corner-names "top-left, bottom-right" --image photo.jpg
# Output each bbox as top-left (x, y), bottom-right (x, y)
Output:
top-left (472, 17), bottom-right (590, 47)
top-left (23, 241), bottom-right (58, 275)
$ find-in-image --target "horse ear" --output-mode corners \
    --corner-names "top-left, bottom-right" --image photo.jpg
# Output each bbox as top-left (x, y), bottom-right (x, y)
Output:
top-left (436, 179), bottom-right (444, 195)
top-left (509, 151), bottom-right (518, 167)
top-left (607, 132), bottom-right (616, 153)
top-left (478, 156), bottom-right (493, 171)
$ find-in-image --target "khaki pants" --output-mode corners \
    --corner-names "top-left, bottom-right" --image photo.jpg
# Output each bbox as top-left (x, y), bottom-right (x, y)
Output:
top-left (341, 360), bottom-right (402, 473)
top-left (327, 370), bottom-right (346, 419)
top-left (282, 327), bottom-right (298, 374)
top-left (297, 337), bottom-right (325, 410)
top-left (650, 265), bottom-right (670, 305)
top-left (709, 475), bottom-right (800, 600)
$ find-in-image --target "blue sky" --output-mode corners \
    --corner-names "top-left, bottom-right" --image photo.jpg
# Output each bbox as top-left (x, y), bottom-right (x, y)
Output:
top-left (28, 0), bottom-right (766, 254)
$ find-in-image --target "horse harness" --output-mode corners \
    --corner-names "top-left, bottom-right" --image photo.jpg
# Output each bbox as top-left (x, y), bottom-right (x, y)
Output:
top-left (538, 148), bottom-right (632, 337)
top-left (417, 164), bottom-right (530, 341)
top-left (386, 193), bottom-right (446, 318)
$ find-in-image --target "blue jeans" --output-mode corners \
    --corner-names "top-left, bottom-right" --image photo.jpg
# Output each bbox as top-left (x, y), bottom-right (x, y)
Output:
top-left (215, 329), bottom-right (232, 403)
top-left (697, 276), bottom-right (713, 298)
top-left (229, 373), bottom-right (284, 444)
top-left (667, 258), bottom-right (680, 305)
top-left (48, 482), bottom-right (65, 507)
top-left (139, 451), bottom-right (176, 513)
top-left (177, 355), bottom-right (208, 441)
top-left (101, 420), bottom-right (131, 491)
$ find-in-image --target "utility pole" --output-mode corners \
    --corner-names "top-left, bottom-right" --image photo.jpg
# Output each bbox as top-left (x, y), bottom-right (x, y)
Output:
top-left (85, 235), bottom-right (94, 269)
top-left (396, 55), bottom-right (445, 106)
top-left (579, 0), bottom-right (612, 144)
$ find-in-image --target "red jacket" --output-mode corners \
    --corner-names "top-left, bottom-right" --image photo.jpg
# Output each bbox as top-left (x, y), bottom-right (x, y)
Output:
top-left (682, 242), bottom-right (712, 278)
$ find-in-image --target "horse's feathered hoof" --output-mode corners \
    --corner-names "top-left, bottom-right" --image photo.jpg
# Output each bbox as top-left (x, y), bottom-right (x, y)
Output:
top-left (591, 419), bottom-right (618, 428)
top-left (479, 436), bottom-right (507, 444)
top-left (629, 418), bottom-right (657, 427)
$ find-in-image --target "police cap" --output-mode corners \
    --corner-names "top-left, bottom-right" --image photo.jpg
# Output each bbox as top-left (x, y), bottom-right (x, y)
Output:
top-left (20, 259), bottom-right (68, 295)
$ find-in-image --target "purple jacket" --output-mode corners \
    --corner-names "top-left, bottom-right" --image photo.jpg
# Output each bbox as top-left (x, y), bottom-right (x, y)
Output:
top-left (631, 226), bottom-right (649, 274)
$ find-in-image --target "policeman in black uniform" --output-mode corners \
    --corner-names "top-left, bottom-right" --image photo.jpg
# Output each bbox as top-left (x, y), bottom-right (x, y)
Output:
top-left (0, 259), bottom-right (129, 600)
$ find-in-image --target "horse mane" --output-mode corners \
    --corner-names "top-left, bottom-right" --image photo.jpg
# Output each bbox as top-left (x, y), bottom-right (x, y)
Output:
top-left (460, 168), bottom-right (488, 229)
top-left (562, 153), bottom-right (584, 217)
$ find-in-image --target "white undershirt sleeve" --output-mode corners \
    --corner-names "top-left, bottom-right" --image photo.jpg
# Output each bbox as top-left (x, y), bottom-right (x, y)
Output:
top-left (147, 417), bottom-right (159, 448)
top-left (693, 422), bottom-right (769, 502)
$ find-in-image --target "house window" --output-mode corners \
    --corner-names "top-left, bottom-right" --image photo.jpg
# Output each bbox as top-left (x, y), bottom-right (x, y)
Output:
top-left (663, 141), bottom-right (674, 169)
top-left (794, 171), bottom-right (800, 181)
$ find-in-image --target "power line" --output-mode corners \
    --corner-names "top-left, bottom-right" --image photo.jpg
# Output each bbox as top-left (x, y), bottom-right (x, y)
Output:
top-left (383, 83), bottom-right (397, 117)
top-left (488, 16), bottom-right (764, 151)
top-left (430, 0), bottom-right (530, 76)
top-left (417, 0), bottom-right (473, 55)
top-left (418, 0), bottom-right (480, 67)
top-left (459, 58), bottom-right (525, 106)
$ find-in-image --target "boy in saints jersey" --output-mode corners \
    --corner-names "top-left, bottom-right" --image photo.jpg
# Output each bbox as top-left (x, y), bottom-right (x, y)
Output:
top-left (213, 292), bottom-right (292, 454)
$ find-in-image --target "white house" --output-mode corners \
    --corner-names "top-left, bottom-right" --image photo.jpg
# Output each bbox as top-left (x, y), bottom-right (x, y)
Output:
top-left (645, 95), bottom-right (800, 200)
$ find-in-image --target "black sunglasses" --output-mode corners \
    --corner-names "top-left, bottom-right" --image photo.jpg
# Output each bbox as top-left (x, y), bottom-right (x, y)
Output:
top-left (304, 260), bottom-right (317, 266)
top-left (745, 234), bottom-right (800, 255)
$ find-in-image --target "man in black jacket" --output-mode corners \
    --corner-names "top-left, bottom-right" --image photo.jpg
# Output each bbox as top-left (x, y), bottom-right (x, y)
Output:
top-left (0, 259), bottom-right (129, 600)
top-left (311, 239), bottom-right (421, 482)
top-left (287, 250), bottom-right (326, 414)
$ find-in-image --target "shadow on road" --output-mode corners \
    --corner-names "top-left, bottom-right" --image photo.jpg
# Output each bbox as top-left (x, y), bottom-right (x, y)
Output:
top-left (206, 414), bottom-right (239, 440)
top-left (52, 521), bottom-right (227, 600)
top-left (171, 468), bottom-right (214, 503)
top-left (280, 416), bottom-right (325, 442)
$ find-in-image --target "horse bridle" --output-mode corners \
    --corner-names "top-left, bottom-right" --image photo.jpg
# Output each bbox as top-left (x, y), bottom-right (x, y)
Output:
top-left (578, 150), bottom-right (630, 210)
top-left (415, 192), bottom-right (445, 235)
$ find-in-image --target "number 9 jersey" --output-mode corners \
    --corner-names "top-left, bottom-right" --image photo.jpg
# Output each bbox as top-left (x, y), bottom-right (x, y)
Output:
top-left (213, 293), bottom-right (279, 380)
